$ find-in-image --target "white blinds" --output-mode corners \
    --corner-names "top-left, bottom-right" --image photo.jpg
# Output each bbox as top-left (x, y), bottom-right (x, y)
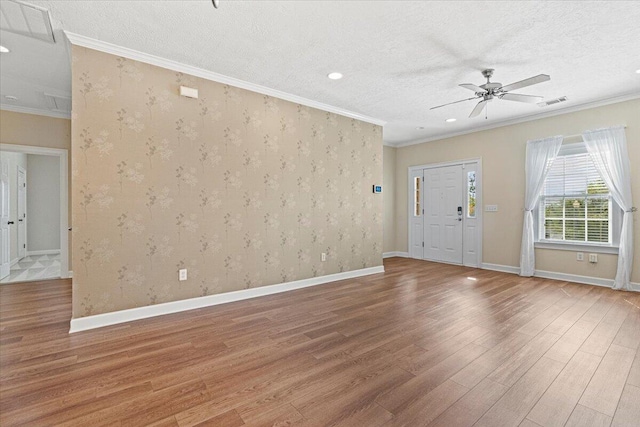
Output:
top-left (540, 147), bottom-right (611, 244)
top-left (542, 151), bottom-right (608, 197)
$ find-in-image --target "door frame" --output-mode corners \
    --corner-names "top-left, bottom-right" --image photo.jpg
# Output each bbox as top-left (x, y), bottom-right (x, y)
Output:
top-left (0, 144), bottom-right (69, 279)
top-left (1, 157), bottom-right (10, 279)
top-left (407, 158), bottom-right (482, 267)
top-left (17, 165), bottom-right (27, 260)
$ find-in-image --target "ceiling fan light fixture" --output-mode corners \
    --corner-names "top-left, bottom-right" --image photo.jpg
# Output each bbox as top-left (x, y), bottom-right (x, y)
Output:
top-left (432, 69), bottom-right (553, 119)
top-left (445, 118), bottom-right (456, 123)
top-left (0, 45), bottom-right (9, 53)
top-left (327, 72), bottom-right (343, 80)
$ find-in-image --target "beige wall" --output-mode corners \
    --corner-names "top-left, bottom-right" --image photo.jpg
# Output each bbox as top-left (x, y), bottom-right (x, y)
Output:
top-left (383, 145), bottom-right (396, 253)
top-left (0, 110), bottom-right (71, 150)
top-left (27, 154), bottom-right (61, 252)
top-left (0, 110), bottom-right (72, 269)
top-left (390, 98), bottom-right (640, 283)
top-left (71, 46), bottom-right (383, 318)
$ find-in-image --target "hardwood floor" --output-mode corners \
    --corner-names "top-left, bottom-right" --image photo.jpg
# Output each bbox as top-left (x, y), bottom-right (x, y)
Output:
top-left (1, 257), bottom-right (639, 426)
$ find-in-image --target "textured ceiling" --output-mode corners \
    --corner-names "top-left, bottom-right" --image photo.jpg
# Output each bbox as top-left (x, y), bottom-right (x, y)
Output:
top-left (2, 1), bottom-right (640, 145)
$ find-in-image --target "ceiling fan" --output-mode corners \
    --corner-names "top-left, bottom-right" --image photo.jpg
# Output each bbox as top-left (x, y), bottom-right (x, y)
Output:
top-left (431, 69), bottom-right (551, 118)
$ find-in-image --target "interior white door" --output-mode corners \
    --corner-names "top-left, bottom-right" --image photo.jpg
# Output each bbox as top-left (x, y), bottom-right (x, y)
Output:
top-left (423, 164), bottom-right (463, 264)
top-left (17, 166), bottom-right (26, 260)
top-left (409, 169), bottom-right (424, 259)
top-left (1, 158), bottom-right (10, 279)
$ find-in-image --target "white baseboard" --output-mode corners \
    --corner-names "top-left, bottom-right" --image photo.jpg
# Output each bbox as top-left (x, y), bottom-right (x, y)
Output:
top-left (383, 251), bottom-right (410, 259)
top-left (481, 263), bottom-right (520, 275)
top-left (481, 262), bottom-right (639, 292)
top-left (26, 249), bottom-right (61, 256)
top-left (69, 265), bottom-right (385, 333)
top-left (10, 258), bottom-right (20, 267)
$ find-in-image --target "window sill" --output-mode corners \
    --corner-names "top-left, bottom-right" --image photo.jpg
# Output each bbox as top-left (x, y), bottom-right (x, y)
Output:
top-left (534, 241), bottom-right (619, 254)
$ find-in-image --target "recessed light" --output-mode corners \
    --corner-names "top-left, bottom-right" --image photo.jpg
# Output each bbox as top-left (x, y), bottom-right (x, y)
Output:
top-left (445, 118), bottom-right (457, 123)
top-left (636, 69), bottom-right (640, 74)
top-left (327, 72), bottom-right (343, 80)
top-left (0, 45), bottom-right (9, 53)
top-left (416, 126), bottom-right (425, 130)
top-left (4, 95), bottom-right (18, 101)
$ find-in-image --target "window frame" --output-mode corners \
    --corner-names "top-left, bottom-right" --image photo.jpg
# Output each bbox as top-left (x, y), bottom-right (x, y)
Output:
top-left (533, 142), bottom-right (620, 254)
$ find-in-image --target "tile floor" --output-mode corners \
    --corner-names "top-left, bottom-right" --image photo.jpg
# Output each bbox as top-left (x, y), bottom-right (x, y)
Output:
top-left (0, 253), bottom-right (61, 284)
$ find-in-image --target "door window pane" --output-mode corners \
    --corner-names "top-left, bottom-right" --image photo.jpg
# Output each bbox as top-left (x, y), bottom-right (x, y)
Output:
top-left (414, 176), bottom-right (421, 217)
top-left (467, 171), bottom-right (476, 218)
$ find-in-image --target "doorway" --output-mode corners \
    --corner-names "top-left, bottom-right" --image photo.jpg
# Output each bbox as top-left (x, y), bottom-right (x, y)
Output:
top-left (408, 159), bottom-right (482, 267)
top-left (0, 144), bottom-right (68, 283)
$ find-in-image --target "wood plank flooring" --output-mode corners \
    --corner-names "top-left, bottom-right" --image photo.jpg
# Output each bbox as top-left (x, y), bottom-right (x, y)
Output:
top-left (1, 257), bottom-right (639, 426)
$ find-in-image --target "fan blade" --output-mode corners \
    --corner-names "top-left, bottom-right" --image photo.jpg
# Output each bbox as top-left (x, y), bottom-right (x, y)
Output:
top-left (500, 93), bottom-right (544, 103)
top-left (500, 74), bottom-right (550, 92)
top-left (430, 96), bottom-right (479, 110)
top-left (469, 100), bottom-right (488, 118)
top-left (459, 83), bottom-right (486, 93)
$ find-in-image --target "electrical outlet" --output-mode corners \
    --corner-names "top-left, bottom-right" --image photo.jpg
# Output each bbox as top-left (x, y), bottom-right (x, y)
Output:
top-left (589, 254), bottom-right (598, 263)
top-left (321, 252), bottom-right (327, 262)
top-left (576, 252), bottom-right (584, 261)
top-left (179, 269), bottom-right (187, 281)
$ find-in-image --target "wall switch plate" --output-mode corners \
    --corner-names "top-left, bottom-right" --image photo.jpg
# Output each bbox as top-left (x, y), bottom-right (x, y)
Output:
top-left (321, 252), bottom-right (327, 262)
top-left (485, 205), bottom-right (498, 212)
top-left (576, 252), bottom-right (584, 261)
top-left (589, 254), bottom-right (598, 263)
top-left (179, 269), bottom-right (187, 281)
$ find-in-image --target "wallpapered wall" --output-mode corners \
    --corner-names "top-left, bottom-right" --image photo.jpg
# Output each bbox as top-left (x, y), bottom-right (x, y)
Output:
top-left (71, 46), bottom-right (383, 318)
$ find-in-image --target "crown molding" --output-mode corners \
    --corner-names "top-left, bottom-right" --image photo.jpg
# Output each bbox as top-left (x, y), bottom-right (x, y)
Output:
top-left (0, 103), bottom-right (70, 119)
top-left (64, 31), bottom-right (386, 127)
top-left (385, 92), bottom-right (640, 148)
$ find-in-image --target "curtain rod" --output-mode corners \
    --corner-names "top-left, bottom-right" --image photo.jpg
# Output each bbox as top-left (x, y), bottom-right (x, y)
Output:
top-left (563, 125), bottom-right (627, 140)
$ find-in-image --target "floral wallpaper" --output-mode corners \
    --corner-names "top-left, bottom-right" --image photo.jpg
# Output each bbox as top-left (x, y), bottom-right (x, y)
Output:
top-left (71, 46), bottom-right (383, 318)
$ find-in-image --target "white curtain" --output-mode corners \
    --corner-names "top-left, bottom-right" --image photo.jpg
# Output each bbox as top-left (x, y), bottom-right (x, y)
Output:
top-left (520, 136), bottom-right (563, 276)
top-left (583, 126), bottom-right (634, 291)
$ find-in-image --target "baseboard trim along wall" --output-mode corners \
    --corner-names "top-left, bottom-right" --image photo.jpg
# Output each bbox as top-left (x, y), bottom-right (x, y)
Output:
top-left (481, 262), bottom-right (640, 292)
top-left (69, 265), bottom-right (385, 333)
top-left (26, 250), bottom-right (61, 256)
top-left (383, 251), bottom-right (409, 259)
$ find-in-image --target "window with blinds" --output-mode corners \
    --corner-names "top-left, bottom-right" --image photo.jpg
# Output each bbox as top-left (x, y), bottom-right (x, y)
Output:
top-left (538, 147), bottom-right (612, 245)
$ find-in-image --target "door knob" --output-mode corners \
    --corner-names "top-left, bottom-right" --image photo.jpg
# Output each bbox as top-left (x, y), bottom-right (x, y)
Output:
top-left (18, 219), bottom-right (23, 222)
top-left (7, 221), bottom-right (14, 225)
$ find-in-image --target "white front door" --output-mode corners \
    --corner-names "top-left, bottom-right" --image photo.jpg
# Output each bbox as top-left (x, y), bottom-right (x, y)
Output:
top-left (17, 166), bottom-right (26, 260)
top-left (1, 158), bottom-right (10, 279)
top-left (423, 164), bottom-right (463, 264)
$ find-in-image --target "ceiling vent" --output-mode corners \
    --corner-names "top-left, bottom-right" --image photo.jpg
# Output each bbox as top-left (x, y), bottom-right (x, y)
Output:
top-left (0, 0), bottom-right (55, 43)
top-left (43, 93), bottom-right (71, 113)
top-left (537, 96), bottom-right (568, 107)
